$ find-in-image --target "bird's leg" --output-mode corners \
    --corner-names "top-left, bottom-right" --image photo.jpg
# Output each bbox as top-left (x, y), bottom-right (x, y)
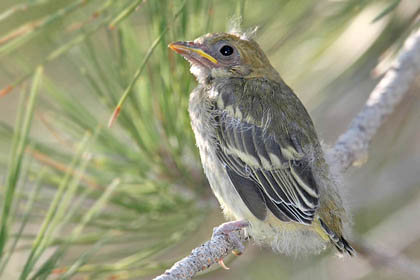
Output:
top-left (212, 220), bottom-right (249, 269)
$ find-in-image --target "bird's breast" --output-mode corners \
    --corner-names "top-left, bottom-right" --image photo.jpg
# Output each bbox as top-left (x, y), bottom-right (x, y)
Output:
top-left (188, 86), bottom-right (253, 221)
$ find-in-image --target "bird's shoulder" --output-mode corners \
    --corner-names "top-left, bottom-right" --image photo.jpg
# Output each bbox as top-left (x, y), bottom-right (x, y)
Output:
top-left (211, 77), bottom-right (318, 148)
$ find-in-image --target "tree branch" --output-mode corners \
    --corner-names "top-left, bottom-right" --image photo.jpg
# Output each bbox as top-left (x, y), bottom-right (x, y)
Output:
top-left (154, 228), bottom-right (246, 280)
top-left (153, 28), bottom-right (420, 280)
top-left (332, 28), bottom-right (420, 170)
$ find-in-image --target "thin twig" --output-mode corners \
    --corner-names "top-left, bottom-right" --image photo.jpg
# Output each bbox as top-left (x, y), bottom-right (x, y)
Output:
top-left (153, 27), bottom-right (420, 280)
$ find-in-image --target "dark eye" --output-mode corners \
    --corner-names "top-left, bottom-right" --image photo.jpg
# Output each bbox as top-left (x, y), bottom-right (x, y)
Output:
top-left (219, 45), bottom-right (234, 56)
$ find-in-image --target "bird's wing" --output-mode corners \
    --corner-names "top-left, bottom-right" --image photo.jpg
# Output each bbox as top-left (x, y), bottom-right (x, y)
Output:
top-left (213, 79), bottom-right (320, 224)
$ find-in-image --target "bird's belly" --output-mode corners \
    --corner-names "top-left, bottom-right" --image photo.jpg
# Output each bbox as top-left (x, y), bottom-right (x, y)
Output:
top-left (187, 97), bottom-right (254, 222)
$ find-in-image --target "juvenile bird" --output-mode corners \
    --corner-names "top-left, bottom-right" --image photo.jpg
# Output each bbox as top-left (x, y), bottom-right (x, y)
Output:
top-left (169, 32), bottom-right (354, 257)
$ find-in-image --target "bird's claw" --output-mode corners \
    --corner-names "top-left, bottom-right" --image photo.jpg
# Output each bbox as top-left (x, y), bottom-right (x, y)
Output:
top-left (218, 259), bottom-right (230, 270)
top-left (228, 231), bottom-right (246, 255)
top-left (212, 220), bottom-right (249, 257)
top-left (232, 248), bottom-right (242, 256)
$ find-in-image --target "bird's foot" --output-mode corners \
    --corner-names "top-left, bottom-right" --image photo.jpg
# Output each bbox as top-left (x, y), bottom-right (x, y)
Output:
top-left (212, 220), bottom-right (249, 236)
top-left (212, 220), bottom-right (249, 258)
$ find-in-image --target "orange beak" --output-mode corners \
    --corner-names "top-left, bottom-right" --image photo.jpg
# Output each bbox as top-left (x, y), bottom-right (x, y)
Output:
top-left (169, 41), bottom-right (218, 65)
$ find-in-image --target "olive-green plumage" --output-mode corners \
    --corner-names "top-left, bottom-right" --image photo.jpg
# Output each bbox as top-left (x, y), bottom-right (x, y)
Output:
top-left (169, 32), bottom-right (353, 256)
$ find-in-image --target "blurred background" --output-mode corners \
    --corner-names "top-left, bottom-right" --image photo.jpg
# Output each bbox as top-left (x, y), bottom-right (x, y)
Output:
top-left (0, 0), bottom-right (419, 279)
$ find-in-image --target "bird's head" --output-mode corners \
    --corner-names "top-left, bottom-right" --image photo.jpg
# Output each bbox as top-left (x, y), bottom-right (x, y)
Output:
top-left (169, 32), bottom-right (280, 83)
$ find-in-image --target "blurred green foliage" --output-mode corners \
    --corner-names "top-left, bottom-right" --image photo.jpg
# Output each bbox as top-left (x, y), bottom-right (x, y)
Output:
top-left (0, 0), bottom-right (419, 279)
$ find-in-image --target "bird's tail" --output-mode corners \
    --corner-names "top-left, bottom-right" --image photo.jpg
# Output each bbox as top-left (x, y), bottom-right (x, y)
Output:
top-left (319, 218), bottom-right (355, 256)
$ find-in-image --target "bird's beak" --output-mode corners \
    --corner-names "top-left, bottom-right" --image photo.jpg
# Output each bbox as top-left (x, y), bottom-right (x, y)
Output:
top-left (169, 41), bottom-right (218, 65)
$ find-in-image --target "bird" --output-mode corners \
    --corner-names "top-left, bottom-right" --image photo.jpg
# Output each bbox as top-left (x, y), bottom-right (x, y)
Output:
top-left (169, 31), bottom-right (354, 258)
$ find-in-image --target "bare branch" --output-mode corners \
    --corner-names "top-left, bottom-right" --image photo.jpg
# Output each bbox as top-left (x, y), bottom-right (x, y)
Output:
top-left (353, 238), bottom-right (420, 279)
top-left (321, 194), bottom-right (420, 280)
top-left (153, 28), bottom-right (420, 280)
top-left (332, 28), bottom-right (420, 170)
top-left (154, 228), bottom-right (246, 280)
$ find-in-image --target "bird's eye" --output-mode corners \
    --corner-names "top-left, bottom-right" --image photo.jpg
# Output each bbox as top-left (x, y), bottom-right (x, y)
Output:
top-left (219, 45), bottom-right (234, 56)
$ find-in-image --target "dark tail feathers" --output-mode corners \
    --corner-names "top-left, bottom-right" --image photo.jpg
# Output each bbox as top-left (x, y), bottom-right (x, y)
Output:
top-left (319, 218), bottom-right (355, 256)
